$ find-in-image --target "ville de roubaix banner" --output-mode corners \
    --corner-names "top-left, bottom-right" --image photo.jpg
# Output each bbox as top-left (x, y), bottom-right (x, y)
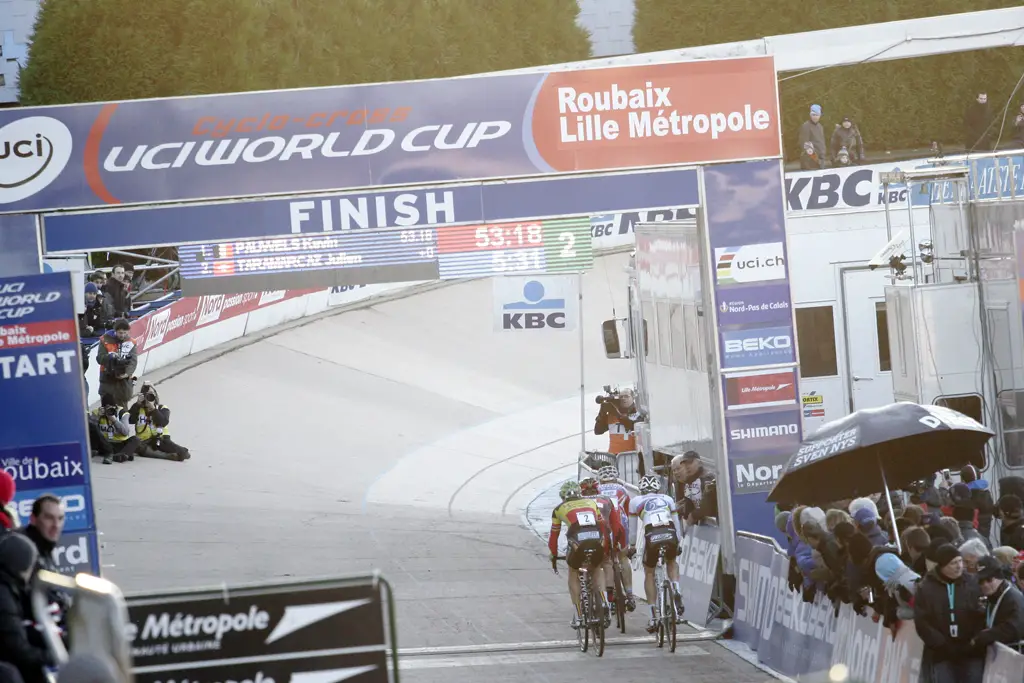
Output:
top-left (0, 56), bottom-right (780, 213)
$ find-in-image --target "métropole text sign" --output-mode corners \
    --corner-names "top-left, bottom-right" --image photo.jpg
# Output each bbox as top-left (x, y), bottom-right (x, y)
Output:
top-left (2, 57), bottom-right (778, 213)
top-left (127, 577), bottom-right (392, 683)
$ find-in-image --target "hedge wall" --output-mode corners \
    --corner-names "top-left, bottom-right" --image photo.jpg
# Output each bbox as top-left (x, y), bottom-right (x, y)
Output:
top-left (634, 0), bottom-right (1024, 157)
top-left (17, 0), bottom-right (592, 104)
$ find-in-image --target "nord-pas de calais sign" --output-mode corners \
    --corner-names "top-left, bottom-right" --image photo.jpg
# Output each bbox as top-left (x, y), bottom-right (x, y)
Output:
top-left (0, 56), bottom-right (779, 213)
top-left (126, 576), bottom-right (394, 683)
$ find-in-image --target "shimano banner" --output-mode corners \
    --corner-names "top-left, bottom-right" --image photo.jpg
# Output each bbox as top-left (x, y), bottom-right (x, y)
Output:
top-left (0, 271), bottom-right (100, 576)
top-left (1, 57), bottom-right (778, 213)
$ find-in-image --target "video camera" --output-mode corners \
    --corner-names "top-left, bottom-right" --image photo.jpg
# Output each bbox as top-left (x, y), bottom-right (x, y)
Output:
top-left (595, 384), bottom-right (622, 405)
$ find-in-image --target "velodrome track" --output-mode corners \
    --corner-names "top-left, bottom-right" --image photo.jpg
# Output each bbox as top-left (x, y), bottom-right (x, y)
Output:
top-left (89, 251), bottom-right (771, 682)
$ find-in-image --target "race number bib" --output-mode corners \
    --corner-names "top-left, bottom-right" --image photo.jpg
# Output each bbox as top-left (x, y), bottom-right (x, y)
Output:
top-left (648, 509), bottom-right (672, 527)
top-left (576, 511), bottom-right (597, 527)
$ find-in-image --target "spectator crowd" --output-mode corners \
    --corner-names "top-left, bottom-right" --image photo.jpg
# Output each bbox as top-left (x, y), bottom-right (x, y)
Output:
top-left (774, 465), bottom-right (1024, 683)
top-left (795, 90), bottom-right (1024, 170)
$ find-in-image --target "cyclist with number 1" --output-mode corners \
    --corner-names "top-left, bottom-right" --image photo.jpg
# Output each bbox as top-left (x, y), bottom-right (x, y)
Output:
top-left (549, 480), bottom-right (609, 630)
top-left (628, 475), bottom-right (685, 633)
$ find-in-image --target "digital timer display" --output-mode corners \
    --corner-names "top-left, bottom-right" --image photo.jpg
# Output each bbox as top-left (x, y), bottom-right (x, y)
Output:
top-left (178, 217), bottom-right (592, 296)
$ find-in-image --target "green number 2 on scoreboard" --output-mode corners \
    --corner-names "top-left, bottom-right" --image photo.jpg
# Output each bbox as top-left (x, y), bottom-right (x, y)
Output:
top-left (558, 232), bottom-right (576, 258)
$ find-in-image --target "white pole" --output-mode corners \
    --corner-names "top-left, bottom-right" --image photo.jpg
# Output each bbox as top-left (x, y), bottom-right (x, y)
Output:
top-left (578, 271), bottom-right (586, 479)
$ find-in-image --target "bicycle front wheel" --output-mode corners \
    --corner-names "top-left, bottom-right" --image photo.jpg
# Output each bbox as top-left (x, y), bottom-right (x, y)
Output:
top-left (663, 581), bottom-right (677, 653)
top-left (612, 560), bottom-right (626, 634)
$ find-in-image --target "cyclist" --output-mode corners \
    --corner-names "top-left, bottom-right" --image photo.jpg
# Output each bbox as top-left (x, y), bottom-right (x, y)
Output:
top-left (591, 470), bottom-right (636, 612)
top-left (549, 480), bottom-right (609, 629)
top-left (628, 475), bottom-right (685, 633)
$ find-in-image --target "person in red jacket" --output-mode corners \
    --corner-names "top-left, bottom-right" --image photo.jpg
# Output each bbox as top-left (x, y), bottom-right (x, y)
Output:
top-left (0, 471), bottom-right (16, 530)
top-left (580, 477), bottom-right (631, 610)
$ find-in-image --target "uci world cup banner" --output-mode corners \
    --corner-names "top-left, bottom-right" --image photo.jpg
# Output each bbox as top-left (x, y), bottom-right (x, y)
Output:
top-left (0, 56), bottom-right (780, 213)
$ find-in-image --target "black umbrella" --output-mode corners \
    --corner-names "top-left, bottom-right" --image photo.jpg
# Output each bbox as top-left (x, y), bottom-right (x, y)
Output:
top-left (767, 402), bottom-right (992, 513)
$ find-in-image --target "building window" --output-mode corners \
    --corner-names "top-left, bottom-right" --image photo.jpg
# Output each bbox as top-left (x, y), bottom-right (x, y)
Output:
top-left (795, 306), bottom-right (838, 378)
top-left (998, 390), bottom-right (1024, 468)
top-left (875, 302), bottom-right (892, 372)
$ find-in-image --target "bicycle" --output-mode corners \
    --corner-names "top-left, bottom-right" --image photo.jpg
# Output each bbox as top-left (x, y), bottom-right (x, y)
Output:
top-left (653, 544), bottom-right (680, 652)
top-left (609, 551), bottom-right (628, 634)
top-left (553, 552), bottom-right (607, 657)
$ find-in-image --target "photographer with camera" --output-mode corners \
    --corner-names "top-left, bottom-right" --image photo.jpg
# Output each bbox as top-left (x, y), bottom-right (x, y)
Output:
top-left (96, 319), bottom-right (138, 407)
top-left (91, 395), bottom-right (141, 464)
top-left (131, 384), bottom-right (191, 462)
top-left (594, 386), bottom-right (642, 455)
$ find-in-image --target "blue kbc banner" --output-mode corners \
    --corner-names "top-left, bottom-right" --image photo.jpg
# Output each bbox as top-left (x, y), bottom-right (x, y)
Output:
top-left (0, 271), bottom-right (100, 577)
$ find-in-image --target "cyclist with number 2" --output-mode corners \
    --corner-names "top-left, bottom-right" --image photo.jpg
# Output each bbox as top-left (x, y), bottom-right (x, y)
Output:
top-left (549, 480), bottom-right (609, 630)
top-left (629, 475), bottom-right (685, 633)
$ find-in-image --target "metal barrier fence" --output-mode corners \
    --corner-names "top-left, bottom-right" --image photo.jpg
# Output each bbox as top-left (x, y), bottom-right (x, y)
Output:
top-left (733, 532), bottom-right (1024, 682)
top-left (581, 449), bottom-right (642, 488)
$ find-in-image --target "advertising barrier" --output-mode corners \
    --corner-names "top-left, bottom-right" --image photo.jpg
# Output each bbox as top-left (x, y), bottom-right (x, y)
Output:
top-left (702, 159), bottom-right (801, 541)
top-left (3, 57), bottom-right (778, 214)
top-left (0, 271), bottom-right (101, 576)
top-left (126, 575), bottom-right (396, 683)
top-left (733, 533), bottom-right (1024, 683)
top-left (676, 522), bottom-right (721, 628)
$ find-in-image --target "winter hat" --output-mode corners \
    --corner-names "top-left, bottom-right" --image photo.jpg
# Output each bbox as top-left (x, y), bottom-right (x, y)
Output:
top-left (853, 506), bottom-right (879, 527)
top-left (976, 555), bottom-right (1008, 582)
top-left (949, 483), bottom-right (972, 505)
top-left (849, 497), bottom-right (879, 520)
top-left (998, 494), bottom-right (1022, 516)
top-left (801, 506), bottom-right (827, 532)
top-left (84, 282), bottom-right (99, 294)
top-left (775, 511), bottom-right (792, 535)
top-left (961, 465), bottom-right (979, 483)
top-left (934, 543), bottom-right (961, 570)
top-left (922, 510), bottom-right (943, 527)
top-left (810, 104), bottom-right (822, 115)
top-left (0, 470), bottom-right (14, 505)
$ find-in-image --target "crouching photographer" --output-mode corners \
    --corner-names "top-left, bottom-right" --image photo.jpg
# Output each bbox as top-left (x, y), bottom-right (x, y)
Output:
top-left (90, 395), bottom-right (141, 464)
top-left (131, 384), bottom-right (191, 462)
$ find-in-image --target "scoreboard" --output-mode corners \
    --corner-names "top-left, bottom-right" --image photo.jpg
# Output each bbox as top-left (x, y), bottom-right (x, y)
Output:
top-left (178, 217), bottom-right (593, 296)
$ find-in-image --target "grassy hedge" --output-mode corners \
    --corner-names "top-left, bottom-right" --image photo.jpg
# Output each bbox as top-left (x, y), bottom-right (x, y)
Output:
top-left (17, 0), bottom-right (592, 104)
top-left (634, 0), bottom-right (1024, 158)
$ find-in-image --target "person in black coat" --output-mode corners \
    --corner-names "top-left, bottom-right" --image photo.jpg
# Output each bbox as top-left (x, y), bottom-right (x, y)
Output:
top-left (998, 495), bottom-right (1024, 551)
top-left (971, 555), bottom-right (1024, 649)
top-left (0, 533), bottom-right (53, 683)
top-left (914, 544), bottom-right (986, 683)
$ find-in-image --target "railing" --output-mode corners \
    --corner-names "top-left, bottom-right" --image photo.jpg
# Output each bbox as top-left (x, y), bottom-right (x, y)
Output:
top-left (580, 449), bottom-right (642, 489)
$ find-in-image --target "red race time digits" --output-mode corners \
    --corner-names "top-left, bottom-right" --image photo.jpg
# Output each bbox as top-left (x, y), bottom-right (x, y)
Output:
top-left (436, 221), bottom-right (545, 254)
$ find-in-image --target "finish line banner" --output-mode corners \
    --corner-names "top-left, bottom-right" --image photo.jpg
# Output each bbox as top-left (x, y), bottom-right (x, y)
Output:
top-left (2, 56), bottom-right (778, 213)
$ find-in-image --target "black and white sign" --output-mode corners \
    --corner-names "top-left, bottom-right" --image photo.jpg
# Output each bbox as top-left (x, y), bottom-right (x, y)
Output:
top-left (127, 577), bottom-right (391, 683)
top-left (676, 523), bottom-right (721, 627)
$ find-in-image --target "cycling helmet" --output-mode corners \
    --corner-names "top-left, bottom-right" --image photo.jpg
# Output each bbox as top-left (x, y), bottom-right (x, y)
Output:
top-left (598, 466), bottom-right (619, 483)
top-left (560, 480), bottom-right (582, 501)
top-left (579, 477), bottom-right (599, 495)
top-left (639, 476), bottom-right (661, 494)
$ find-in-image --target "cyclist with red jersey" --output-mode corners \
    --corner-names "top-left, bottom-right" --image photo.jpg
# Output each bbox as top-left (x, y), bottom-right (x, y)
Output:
top-left (580, 476), bottom-right (634, 613)
top-left (595, 466), bottom-right (636, 611)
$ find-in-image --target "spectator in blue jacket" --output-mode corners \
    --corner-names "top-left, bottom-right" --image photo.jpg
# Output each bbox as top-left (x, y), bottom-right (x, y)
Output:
top-left (851, 498), bottom-right (889, 546)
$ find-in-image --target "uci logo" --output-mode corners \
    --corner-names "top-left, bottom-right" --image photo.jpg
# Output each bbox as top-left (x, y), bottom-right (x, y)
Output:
top-left (0, 116), bottom-right (74, 205)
